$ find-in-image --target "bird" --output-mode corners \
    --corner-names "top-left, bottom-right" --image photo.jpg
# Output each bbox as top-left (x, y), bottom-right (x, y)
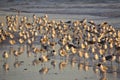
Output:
top-left (47, 49), bottom-right (57, 58)
top-left (32, 47), bottom-right (40, 57)
top-left (81, 43), bottom-right (86, 49)
top-left (59, 61), bottom-right (67, 70)
top-left (65, 20), bottom-right (71, 24)
top-left (104, 54), bottom-right (116, 61)
top-left (64, 44), bottom-right (70, 52)
top-left (14, 61), bottom-right (24, 68)
top-left (18, 46), bottom-right (24, 54)
top-left (100, 54), bottom-right (116, 65)
top-left (32, 59), bottom-right (40, 66)
top-left (9, 39), bottom-right (16, 45)
top-left (39, 67), bottom-right (49, 74)
top-left (78, 50), bottom-right (83, 59)
top-left (2, 51), bottom-right (9, 61)
top-left (88, 20), bottom-right (95, 25)
top-left (39, 55), bottom-right (49, 63)
top-left (59, 48), bottom-right (68, 58)
top-left (94, 54), bottom-right (99, 61)
top-left (13, 50), bottom-right (20, 60)
top-left (83, 52), bottom-right (89, 61)
top-left (9, 33), bottom-right (14, 39)
top-left (19, 38), bottom-right (24, 44)
top-left (97, 63), bottom-right (108, 73)
top-left (71, 46), bottom-right (77, 54)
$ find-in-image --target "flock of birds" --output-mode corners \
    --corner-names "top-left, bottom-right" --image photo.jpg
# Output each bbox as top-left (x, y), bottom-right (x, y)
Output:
top-left (0, 14), bottom-right (120, 78)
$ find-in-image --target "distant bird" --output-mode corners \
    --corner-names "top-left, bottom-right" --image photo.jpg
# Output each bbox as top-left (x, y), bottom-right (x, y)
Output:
top-left (65, 21), bottom-right (71, 24)
top-left (101, 54), bottom-right (116, 64)
top-left (2, 51), bottom-right (9, 61)
top-left (71, 47), bottom-right (77, 54)
top-left (59, 61), bottom-right (67, 70)
top-left (104, 54), bottom-right (116, 61)
top-left (59, 48), bottom-right (68, 57)
top-left (83, 52), bottom-right (89, 61)
top-left (32, 59), bottom-right (40, 66)
top-left (32, 47), bottom-right (40, 57)
top-left (9, 39), bottom-right (16, 45)
top-left (19, 38), bottom-right (24, 44)
top-left (94, 54), bottom-right (99, 61)
top-left (39, 67), bottom-right (49, 74)
top-left (39, 55), bottom-right (49, 63)
top-left (14, 61), bottom-right (24, 68)
top-left (13, 50), bottom-right (19, 60)
top-left (67, 42), bottom-right (78, 49)
top-left (81, 43), bottom-right (86, 49)
top-left (78, 50), bottom-right (83, 59)
top-left (88, 20), bottom-right (95, 25)
top-left (97, 63), bottom-right (108, 73)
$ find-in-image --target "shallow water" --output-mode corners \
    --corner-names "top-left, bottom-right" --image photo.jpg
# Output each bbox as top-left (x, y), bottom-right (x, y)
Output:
top-left (0, 44), bottom-right (120, 80)
top-left (0, 0), bottom-right (120, 80)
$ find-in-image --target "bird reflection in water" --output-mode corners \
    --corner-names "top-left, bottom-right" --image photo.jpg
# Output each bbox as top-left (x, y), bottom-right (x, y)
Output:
top-left (32, 58), bottom-right (40, 66)
top-left (59, 60), bottom-right (68, 70)
top-left (83, 62), bottom-right (89, 72)
top-left (13, 60), bottom-right (24, 68)
top-left (3, 62), bottom-right (9, 72)
top-left (99, 75), bottom-right (108, 80)
top-left (51, 60), bottom-right (56, 68)
top-left (78, 62), bottom-right (84, 71)
top-left (39, 67), bottom-right (49, 74)
top-left (70, 57), bottom-right (77, 68)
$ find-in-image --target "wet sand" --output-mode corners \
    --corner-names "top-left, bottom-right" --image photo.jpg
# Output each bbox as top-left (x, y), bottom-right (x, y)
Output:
top-left (0, 44), bottom-right (120, 80)
top-left (0, 15), bottom-right (120, 80)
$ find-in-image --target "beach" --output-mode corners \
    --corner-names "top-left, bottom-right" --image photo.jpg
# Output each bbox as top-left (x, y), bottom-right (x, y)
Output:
top-left (0, 0), bottom-right (120, 80)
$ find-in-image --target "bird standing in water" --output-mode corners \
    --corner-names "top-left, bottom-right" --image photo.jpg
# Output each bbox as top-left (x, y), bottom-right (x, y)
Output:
top-left (101, 54), bottom-right (116, 66)
top-left (3, 51), bottom-right (9, 62)
top-left (97, 63), bottom-right (108, 74)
